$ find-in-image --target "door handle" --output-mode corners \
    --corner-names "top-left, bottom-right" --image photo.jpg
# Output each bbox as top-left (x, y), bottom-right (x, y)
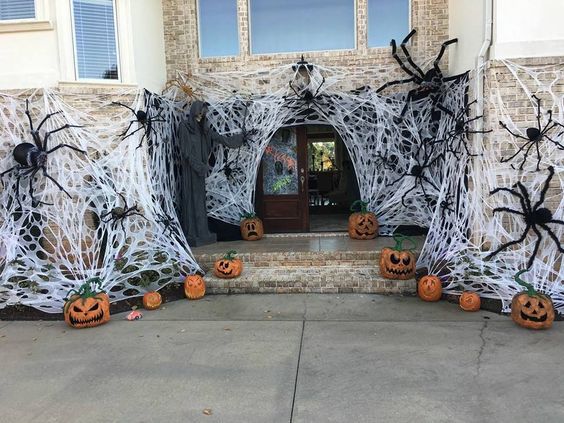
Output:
top-left (300, 175), bottom-right (305, 193)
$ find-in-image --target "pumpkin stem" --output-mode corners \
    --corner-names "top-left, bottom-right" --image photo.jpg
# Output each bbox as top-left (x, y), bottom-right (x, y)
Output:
top-left (350, 200), bottom-right (369, 214)
top-left (392, 233), bottom-right (416, 252)
top-left (241, 212), bottom-right (257, 220)
top-left (514, 269), bottom-right (537, 297)
top-left (224, 250), bottom-right (238, 260)
top-left (64, 277), bottom-right (105, 301)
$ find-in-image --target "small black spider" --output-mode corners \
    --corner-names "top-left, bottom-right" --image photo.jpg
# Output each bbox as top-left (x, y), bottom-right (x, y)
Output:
top-left (376, 29), bottom-right (460, 122)
top-left (499, 95), bottom-right (564, 170)
top-left (486, 166), bottom-right (563, 269)
top-left (101, 192), bottom-right (148, 233)
top-left (0, 100), bottom-right (85, 207)
top-left (284, 73), bottom-right (327, 116)
top-left (156, 212), bottom-right (180, 237)
top-left (439, 194), bottom-right (454, 218)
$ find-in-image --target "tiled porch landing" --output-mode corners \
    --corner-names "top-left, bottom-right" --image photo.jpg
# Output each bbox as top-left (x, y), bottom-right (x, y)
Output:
top-left (192, 234), bottom-right (426, 295)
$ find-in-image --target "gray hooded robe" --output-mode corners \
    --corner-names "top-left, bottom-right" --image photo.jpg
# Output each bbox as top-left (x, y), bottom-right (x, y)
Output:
top-left (178, 101), bottom-right (244, 246)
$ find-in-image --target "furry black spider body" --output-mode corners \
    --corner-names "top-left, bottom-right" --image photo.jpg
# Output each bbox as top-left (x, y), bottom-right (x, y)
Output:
top-left (284, 77), bottom-right (327, 116)
top-left (499, 95), bottom-right (564, 170)
top-left (0, 100), bottom-right (85, 207)
top-left (112, 95), bottom-right (166, 149)
top-left (101, 192), bottom-right (147, 233)
top-left (487, 166), bottom-right (563, 269)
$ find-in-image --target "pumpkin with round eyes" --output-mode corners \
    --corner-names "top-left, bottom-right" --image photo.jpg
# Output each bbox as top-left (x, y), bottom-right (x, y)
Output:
top-left (511, 270), bottom-right (554, 330)
top-left (143, 291), bottom-right (162, 310)
top-left (417, 275), bottom-right (442, 302)
top-left (184, 275), bottom-right (206, 300)
top-left (379, 234), bottom-right (416, 280)
top-left (213, 250), bottom-right (243, 279)
top-left (64, 279), bottom-right (110, 329)
top-left (348, 200), bottom-right (379, 240)
top-left (459, 291), bottom-right (480, 311)
top-left (240, 213), bottom-right (264, 241)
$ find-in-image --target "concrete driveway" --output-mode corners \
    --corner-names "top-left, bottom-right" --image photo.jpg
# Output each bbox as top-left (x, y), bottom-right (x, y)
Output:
top-left (1, 294), bottom-right (563, 423)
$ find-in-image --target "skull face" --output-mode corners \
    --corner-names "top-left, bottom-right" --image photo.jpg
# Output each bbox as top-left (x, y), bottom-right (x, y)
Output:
top-left (379, 247), bottom-right (415, 280)
top-left (213, 258), bottom-right (243, 279)
top-left (348, 212), bottom-right (378, 240)
top-left (240, 218), bottom-right (264, 241)
top-left (184, 275), bottom-right (206, 300)
top-left (511, 293), bottom-right (554, 329)
top-left (417, 275), bottom-right (442, 302)
top-left (64, 294), bottom-right (110, 329)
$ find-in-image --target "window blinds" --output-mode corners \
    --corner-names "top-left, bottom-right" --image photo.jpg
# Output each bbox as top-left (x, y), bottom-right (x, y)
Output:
top-left (0, 0), bottom-right (35, 20)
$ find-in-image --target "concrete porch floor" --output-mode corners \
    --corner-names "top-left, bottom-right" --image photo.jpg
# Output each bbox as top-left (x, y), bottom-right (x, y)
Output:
top-left (1, 294), bottom-right (563, 423)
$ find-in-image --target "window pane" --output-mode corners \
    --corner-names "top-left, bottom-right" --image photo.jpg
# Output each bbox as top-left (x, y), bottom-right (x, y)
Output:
top-left (198, 0), bottom-right (239, 58)
top-left (250, 0), bottom-right (355, 54)
top-left (73, 0), bottom-right (119, 80)
top-left (368, 0), bottom-right (409, 47)
top-left (0, 0), bottom-right (35, 20)
top-left (262, 129), bottom-right (299, 195)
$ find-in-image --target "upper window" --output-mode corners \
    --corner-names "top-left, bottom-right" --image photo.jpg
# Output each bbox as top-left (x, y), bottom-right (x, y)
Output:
top-left (250, 0), bottom-right (355, 54)
top-left (72, 0), bottom-right (119, 80)
top-left (198, 0), bottom-right (239, 58)
top-left (367, 0), bottom-right (410, 47)
top-left (0, 0), bottom-right (35, 20)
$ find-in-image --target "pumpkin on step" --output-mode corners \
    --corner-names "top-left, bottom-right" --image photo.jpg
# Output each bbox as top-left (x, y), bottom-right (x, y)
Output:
top-left (459, 291), bottom-right (480, 312)
top-left (379, 234), bottom-right (416, 280)
top-left (184, 274), bottom-right (206, 300)
top-left (511, 270), bottom-right (554, 330)
top-left (143, 291), bottom-right (162, 310)
top-left (240, 212), bottom-right (264, 241)
top-left (214, 250), bottom-right (243, 279)
top-left (417, 275), bottom-right (442, 302)
top-left (348, 200), bottom-right (379, 240)
top-left (64, 278), bottom-right (110, 329)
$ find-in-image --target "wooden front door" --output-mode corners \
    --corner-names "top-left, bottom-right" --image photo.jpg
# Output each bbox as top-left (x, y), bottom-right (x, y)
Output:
top-left (256, 127), bottom-right (309, 232)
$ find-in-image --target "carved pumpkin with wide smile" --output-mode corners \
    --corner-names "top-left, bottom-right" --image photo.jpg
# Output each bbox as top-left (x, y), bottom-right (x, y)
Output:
top-left (348, 200), bottom-right (379, 240)
top-left (64, 279), bottom-right (110, 329)
top-left (213, 250), bottom-right (243, 279)
top-left (511, 270), bottom-right (554, 330)
top-left (379, 234), bottom-right (416, 280)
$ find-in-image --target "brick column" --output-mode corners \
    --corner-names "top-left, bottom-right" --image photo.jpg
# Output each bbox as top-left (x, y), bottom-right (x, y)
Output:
top-left (238, 0), bottom-right (250, 58)
top-left (357, 0), bottom-right (368, 54)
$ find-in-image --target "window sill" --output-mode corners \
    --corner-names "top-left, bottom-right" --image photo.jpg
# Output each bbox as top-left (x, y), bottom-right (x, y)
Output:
top-left (58, 80), bottom-right (139, 94)
top-left (0, 20), bottom-right (53, 34)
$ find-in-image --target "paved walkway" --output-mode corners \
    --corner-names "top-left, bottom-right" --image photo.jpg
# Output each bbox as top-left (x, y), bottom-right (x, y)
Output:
top-left (1, 294), bottom-right (563, 423)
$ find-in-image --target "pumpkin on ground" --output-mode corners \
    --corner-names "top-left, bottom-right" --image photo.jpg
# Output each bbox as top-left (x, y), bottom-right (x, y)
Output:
top-left (511, 270), bottom-right (554, 330)
top-left (379, 234), bottom-right (416, 280)
top-left (64, 278), bottom-right (110, 329)
top-left (417, 275), bottom-right (442, 302)
top-left (143, 291), bottom-right (162, 310)
top-left (348, 200), bottom-right (379, 240)
top-left (184, 274), bottom-right (206, 300)
top-left (459, 291), bottom-right (480, 312)
top-left (240, 212), bottom-right (264, 241)
top-left (214, 250), bottom-right (243, 279)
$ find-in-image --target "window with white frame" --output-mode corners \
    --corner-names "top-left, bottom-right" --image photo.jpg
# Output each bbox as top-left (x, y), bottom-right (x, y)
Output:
top-left (198, 0), bottom-right (239, 58)
top-left (367, 0), bottom-right (409, 47)
top-left (72, 0), bottom-right (119, 80)
top-left (0, 0), bottom-right (36, 20)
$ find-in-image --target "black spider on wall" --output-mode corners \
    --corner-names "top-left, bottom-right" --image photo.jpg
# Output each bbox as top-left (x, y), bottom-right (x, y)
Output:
top-left (486, 166), bottom-right (563, 269)
top-left (376, 29), bottom-right (459, 122)
top-left (101, 192), bottom-right (148, 233)
top-left (284, 70), bottom-right (327, 116)
top-left (499, 95), bottom-right (564, 171)
top-left (0, 100), bottom-right (85, 207)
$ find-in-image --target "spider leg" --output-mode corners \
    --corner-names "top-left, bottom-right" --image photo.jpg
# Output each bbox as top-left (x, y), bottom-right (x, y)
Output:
top-left (288, 81), bottom-right (301, 98)
top-left (396, 90), bottom-right (416, 121)
top-left (513, 182), bottom-right (533, 215)
top-left (24, 99), bottom-right (34, 130)
top-left (532, 166), bottom-right (554, 210)
top-left (512, 141), bottom-right (536, 171)
top-left (0, 164), bottom-right (19, 177)
top-left (47, 143), bottom-right (87, 155)
top-left (534, 140), bottom-right (541, 171)
top-left (122, 124), bottom-right (145, 141)
top-left (486, 225), bottom-right (531, 261)
top-left (399, 38), bottom-right (426, 79)
top-left (119, 120), bottom-right (135, 138)
top-left (313, 77), bottom-right (326, 98)
top-left (539, 223), bottom-right (564, 253)
top-left (15, 173), bottom-right (23, 210)
top-left (499, 121), bottom-right (530, 141)
top-left (490, 186), bottom-right (524, 201)
top-left (35, 111), bottom-right (63, 133)
top-left (526, 225), bottom-right (543, 269)
top-left (42, 124), bottom-right (83, 149)
top-left (434, 38), bottom-right (458, 73)
top-left (500, 140), bottom-right (533, 166)
top-left (42, 168), bottom-right (72, 199)
top-left (391, 34), bottom-right (423, 80)
top-left (100, 211), bottom-right (112, 221)
top-left (492, 207), bottom-right (525, 216)
top-left (420, 174), bottom-right (440, 192)
top-left (112, 102), bottom-right (136, 114)
top-left (385, 172), bottom-right (409, 187)
top-left (129, 212), bottom-right (148, 221)
top-left (117, 192), bottom-right (128, 208)
top-left (120, 219), bottom-right (126, 234)
top-left (532, 95), bottom-right (542, 132)
top-left (401, 183), bottom-right (418, 207)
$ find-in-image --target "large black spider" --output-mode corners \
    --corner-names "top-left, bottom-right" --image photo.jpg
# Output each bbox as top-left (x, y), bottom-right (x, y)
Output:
top-left (112, 93), bottom-right (166, 149)
top-left (284, 74), bottom-right (327, 115)
top-left (386, 149), bottom-right (445, 207)
top-left (101, 192), bottom-right (147, 233)
top-left (499, 95), bottom-right (564, 171)
top-left (0, 100), bottom-right (85, 207)
top-left (486, 166), bottom-right (563, 269)
top-left (156, 212), bottom-right (180, 237)
top-left (376, 29), bottom-right (459, 122)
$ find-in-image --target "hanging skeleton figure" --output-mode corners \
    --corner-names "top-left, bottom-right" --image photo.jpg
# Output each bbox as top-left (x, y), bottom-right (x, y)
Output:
top-left (0, 100), bottom-right (85, 208)
top-left (376, 29), bottom-right (460, 122)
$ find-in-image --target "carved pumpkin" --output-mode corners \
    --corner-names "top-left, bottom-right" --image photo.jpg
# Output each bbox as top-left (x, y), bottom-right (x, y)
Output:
top-left (213, 250), bottom-right (243, 279)
top-left (459, 291), bottom-right (480, 312)
top-left (511, 270), bottom-right (554, 330)
top-left (64, 279), bottom-right (110, 329)
top-left (240, 213), bottom-right (264, 241)
top-left (348, 200), bottom-right (379, 240)
top-left (379, 234), bottom-right (416, 279)
top-left (143, 291), bottom-right (162, 310)
top-left (184, 274), bottom-right (206, 300)
top-left (417, 275), bottom-right (442, 302)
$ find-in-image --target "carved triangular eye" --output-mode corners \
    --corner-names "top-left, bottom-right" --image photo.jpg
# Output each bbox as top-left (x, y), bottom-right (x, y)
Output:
top-left (390, 253), bottom-right (400, 265)
top-left (73, 305), bottom-right (83, 313)
top-left (88, 303), bottom-right (99, 312)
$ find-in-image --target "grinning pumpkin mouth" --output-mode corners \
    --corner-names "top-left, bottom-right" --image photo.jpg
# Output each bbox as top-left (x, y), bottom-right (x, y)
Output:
top-left (355, 230), bottom-right (372, 236)
top-left (69, 310), bottom-right (106, 326)
top-left (521, 311), bottom-right (547, 322)
top-left (220, 269), bottom-right (233, 275)
top-left (247, 231), bottom-right (258, 237)
top-left (385, 267), bottom-right (414, 276)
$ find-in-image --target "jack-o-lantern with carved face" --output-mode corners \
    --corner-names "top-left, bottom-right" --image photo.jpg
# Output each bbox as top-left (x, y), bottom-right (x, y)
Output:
top-left (511, 270), bottom-right (554, 330)
top-left (459, 291), bottom-right (480, 312)
top-left (64, 279), bottom-right (110, 329)
top-left (184, 275), bottom-right (206, 300)
top-left (417, 275), bottom-right (442, 302)
top-left (240, 213), bottom-right (264, 241)
top-left (348, 200), bottom-right (379, 240)
top-left (379, 234), bottom-right (416, 280)
top-left (213, 250), bottom-right (243, 279)
top-left (143, 291), bottom-right (162, 310)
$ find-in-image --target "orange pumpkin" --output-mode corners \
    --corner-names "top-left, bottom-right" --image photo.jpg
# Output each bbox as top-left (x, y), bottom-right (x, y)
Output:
top-left (459, 291), bottom-right (480, 312)
top-left (511, 270), bottom-right (554, 330)
top-left (143, 291), bottom-right (162, 310)
top-left (417, 275), bottom-right (442, 302)
top-left (184, 275), bottom-right (206, 300)
top-left (379, 234), bottom-right (416, 280)
top-left (348, 200), bottom-right (379, 240)
top-left (64, 279), bottom-right (110, 329)
top-left (213, 250), bottom-right (243, 279)
top-left (240, 213), bottom-right (264, 241)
